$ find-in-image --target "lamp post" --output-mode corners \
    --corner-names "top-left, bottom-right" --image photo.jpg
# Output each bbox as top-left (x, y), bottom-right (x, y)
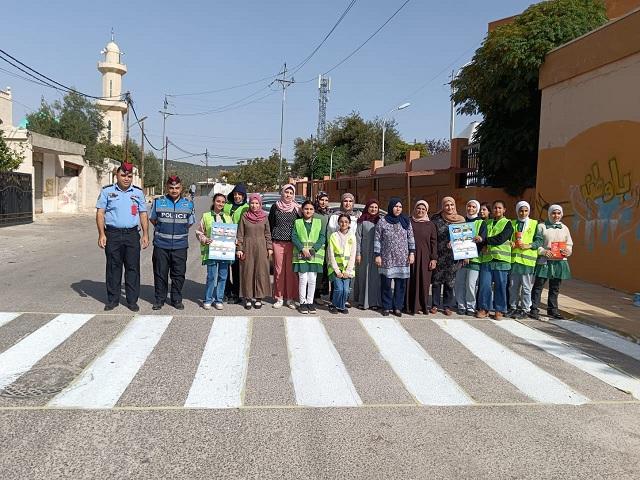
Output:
top-left (450, 62), bottom-right (472, 143)
top-left (131, 115), bottom-right (147, 189)
top-left (382, 102), bottom-right (410, 165)
top-left (329, 145), bottom-right (337, 179)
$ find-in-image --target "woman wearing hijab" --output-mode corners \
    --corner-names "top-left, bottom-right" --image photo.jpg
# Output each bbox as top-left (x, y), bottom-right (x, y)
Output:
top-left (313, 191), bottom-right (331, 302)
top-left (236, 194), bottom-right (273, 310)
top-left (327, 192), bottom-right (360, 238)
top-left (223, 183), bottom-right (249, 303)
top-left (268, 184), bottom-right (300, 308)
top-left (528, 204), bottom-right (573, 320)
top-left (430, 197), bottom-right (466, 315)
top-left (454, 200), bottom-right (482, 315)
top-left (406, 200), bottom-right (437, 315)
top-left (374, 197), bottom-right (415, 317)
top-left (507, 200), bottom-right (541, 319)
top-left (353, 199), bottom-right (383, 310)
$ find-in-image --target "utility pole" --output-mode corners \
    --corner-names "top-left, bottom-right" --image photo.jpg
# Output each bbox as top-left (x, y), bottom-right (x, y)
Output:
top-left (204, 148), bottom-right (209, 186)
top-left (139, 117), bottom-right (146, 191)
top-left (274, 63), bottom-right (294, 186)
top-left (159, 95), bottom-right (171, 195)
top-left (449, 70), bottom-right (455, 144)
top-left (317, 75), bottom-right (331, 141)
top-left (124, 92), bottom-right (131, 163)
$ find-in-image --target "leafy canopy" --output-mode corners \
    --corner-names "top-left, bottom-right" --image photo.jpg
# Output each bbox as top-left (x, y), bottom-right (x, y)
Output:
top-left (0, 129), bottom-right (24, 171)
top-left (451, 0), bottom-right (607, 195)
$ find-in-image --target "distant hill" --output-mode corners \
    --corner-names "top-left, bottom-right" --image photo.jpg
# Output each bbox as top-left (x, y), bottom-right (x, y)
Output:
top-left (164, 160), bottom-right (238, 186)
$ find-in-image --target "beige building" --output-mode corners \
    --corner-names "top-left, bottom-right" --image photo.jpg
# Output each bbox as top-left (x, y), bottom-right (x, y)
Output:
top-left (96, 36), bottom-right (127, 145)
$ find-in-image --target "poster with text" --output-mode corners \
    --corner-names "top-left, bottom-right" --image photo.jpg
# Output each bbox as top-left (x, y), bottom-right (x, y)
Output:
top-left (208, 222), bottom-right (238, 261)
top-left (449, 222), bottom-right (479, 261)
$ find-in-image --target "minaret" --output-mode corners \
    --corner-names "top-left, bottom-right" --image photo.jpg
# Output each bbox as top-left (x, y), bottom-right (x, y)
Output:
top-left (96, 31), bottom-right (127, 145)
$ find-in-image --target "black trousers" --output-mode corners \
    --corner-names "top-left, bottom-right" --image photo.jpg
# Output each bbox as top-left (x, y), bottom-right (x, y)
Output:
top-left (431, 283), bottom-right (455, 310)
top-left (530, 276), bottom-right (562, 314)
top-left (152, 247), bottom-right (188, 304)
top-left (105, 228), bottom-right (141, 306)
top-left (226, 260), bottom-right (241, 298)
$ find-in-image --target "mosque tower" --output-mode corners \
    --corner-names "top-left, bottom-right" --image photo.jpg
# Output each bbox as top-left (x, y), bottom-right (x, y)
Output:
top-left (96, 31), bottom-right (127, 145)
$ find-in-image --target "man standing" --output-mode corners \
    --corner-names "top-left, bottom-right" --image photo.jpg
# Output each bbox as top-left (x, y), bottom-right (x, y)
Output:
top-left (223, 183), bottom-right (248, 302)
top-left (96, 162), bottom-right (149, 312)
top-left (149, 175), bottom-right (195, 310)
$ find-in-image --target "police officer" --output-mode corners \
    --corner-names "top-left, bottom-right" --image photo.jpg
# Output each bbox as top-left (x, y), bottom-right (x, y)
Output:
top-left (149, 175), bottom-right (195, 310)
top-left (96, 162), bottom-right (149, 311)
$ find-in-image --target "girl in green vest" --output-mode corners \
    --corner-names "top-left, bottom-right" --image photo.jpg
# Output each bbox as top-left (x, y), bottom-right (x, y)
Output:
top-left (508, 200), bottom-right (541, 319)
top-left (195, 193), bottom-right (233, 310)
top-left (292, 201), bottom-right (326, 314)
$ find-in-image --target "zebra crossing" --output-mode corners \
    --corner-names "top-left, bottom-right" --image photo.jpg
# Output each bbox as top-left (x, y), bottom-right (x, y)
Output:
top-left (1, 311), bottom-right (639, 410)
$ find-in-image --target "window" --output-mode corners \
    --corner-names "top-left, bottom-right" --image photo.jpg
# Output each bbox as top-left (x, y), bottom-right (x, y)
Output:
top-left (107, 120), bottom-right (112, 143)
top-left (109, 80), bottom-right (113, 97)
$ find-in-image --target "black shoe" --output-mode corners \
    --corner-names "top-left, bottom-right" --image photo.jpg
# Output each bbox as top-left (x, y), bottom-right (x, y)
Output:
top-left (307, 304), bottom-right (317, 314)
top-left (507, 309), bottom-right (517, 318)
top-left (329, 305), bottom-right (338, 314)
top-left (244, 299), bottom-right (253, 310)
top-left (126, 303), bottom-right (140, 312)
top-left (152, 303), bottom-right (163, 311)
top-left (104, 303), bottom-right (118, 311)
top-left (548, 311), bottom-right (564, 320)
top-left (298, 304), bottom-right (308, 314)
top-left (528, 310), bottom-right (540, 320)
top-left (341, 308), bottom-right (349, 314)
top-left (172, 302), bottom-right (185, 310)
top-left (254, 299), bottom-right (263, 309)
top-left (233, 297), bottom-right (243, 305)
top-left (456, 307), bottom-right (466, 316)
top-left (393, 309), bottom-right (402, 318)
top-left (515, 310), bottom-right (527, 320)
top-left (382, 310), bottom-right (390, 317)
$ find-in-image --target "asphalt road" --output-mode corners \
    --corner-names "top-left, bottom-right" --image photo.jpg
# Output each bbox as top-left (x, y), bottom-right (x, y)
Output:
top-left (1, 198), bottom-right (639, 479)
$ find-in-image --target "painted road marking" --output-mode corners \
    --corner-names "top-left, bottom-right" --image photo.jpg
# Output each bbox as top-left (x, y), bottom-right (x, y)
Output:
top-left (49, 315), bottom-right (172, 408)
top-left (0, 312), bottom-right (22, 329)
top-left (286, 316), bottom-right (362, 407)
top-left (185, 316), bottom-right (252, 408)
top-left (551, 320), bottom-right (640, 362)
top-left (434, 319), bottom-right (588, 404)
top-left (495, 320), bottom-right (640, 400)
top-left (360, 318), bottom-right (473, 406)
top-left (0, 314), bottom-right (94, 391)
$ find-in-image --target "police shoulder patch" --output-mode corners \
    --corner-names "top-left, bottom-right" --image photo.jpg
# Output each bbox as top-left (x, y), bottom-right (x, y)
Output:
top-left (102, 184), bottom-right (112, 190)
top-left (133, 185), bottom-right (144, 191)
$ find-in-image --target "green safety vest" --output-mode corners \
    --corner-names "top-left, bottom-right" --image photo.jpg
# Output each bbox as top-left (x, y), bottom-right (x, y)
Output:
top-left (480, 217), bottom-right (511, 263)
top-left (328, 233), bottom-right (355, 277)
top-left (223, 202), bottom-right (249, 224)
top-left (292, 218), bottom-right (325, 266)
top-left (469, 218), bottom-right (484, 265)
top-left (510, 219), bottom-right (539, 267)
top-left (200, 210), bottom-right (233, 262)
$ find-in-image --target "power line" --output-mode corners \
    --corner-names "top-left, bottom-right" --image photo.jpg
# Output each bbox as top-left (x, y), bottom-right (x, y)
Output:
top-left (166, 71), bottom-right (283, 97)
top-left (129, 100), bottom-right (163, 151)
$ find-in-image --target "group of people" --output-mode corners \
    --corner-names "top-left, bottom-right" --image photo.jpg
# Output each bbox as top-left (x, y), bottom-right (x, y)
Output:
top-left (97, 163), bottom-right (573, 320)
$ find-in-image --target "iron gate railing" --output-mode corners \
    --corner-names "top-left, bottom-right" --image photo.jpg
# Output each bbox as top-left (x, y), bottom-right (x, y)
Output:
top-left (0, 171), bottom-right (33, 226)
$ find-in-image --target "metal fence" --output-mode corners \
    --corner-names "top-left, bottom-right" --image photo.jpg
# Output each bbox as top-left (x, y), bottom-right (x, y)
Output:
top-left (0, 172), bottom-right (33, 227)
top-left (458, 144), bottom-right (487, 187)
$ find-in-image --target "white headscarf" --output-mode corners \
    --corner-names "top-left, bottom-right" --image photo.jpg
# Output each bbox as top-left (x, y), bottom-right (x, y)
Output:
top-left (548, 204), bottom-right (563, 224)
top-left (466, 200), bottom-right (480, 220)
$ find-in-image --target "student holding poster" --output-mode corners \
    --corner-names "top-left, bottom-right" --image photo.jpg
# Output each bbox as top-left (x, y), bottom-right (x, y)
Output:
top-left (196, 193), bottom-right (234, 310)
top-left (528, 204), bottom-right (573, 320)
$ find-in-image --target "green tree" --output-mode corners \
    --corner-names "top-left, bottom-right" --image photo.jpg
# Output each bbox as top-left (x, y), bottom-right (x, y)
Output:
top-left (424, 138), bottom-right (450, 155)
top-left (451, 0), bottom-right (607, 195)
top-left (0, 129), bottom-right (24, 171)
top-left (227, 150), bottom-right (287, 191)
top-left (26, 91), bottom-right (106, 170)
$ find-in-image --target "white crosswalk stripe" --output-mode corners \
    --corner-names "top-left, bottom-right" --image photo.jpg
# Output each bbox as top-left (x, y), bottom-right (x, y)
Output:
top-left (1, 312), bottom-right (640, 409)
top-left (0, 314), bottom-right (94, 391)
top-left (434, 319), bottom-right (588, 405)
top-left (185, 316), bottom-right (252, 408)
top-left (551, 319), bottom-right (640, 362)
top-left (49, 315), bottom-right (172, 408)
top-left (360, 318), bottom-right (473, 405)
top-left (286, 316), bottom-right (362, 407)
top-left (495, 320), bottom-right (640, 400)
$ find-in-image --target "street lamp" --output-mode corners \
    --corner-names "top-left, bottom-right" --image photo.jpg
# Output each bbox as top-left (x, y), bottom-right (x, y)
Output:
top-left (450, 62), bottom-right (472, 143)
top-left (382, 102), bottom-right (410, 165)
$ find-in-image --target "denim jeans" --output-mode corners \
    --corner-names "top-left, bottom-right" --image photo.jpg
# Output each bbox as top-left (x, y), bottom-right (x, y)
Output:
top-left (477, 264), bottom-right (508, 313)
top-left (332, 277), bottom-right (352, 310)
top-left (381, 275), bottom-right (407, 311)
top-left (204, 260), bottom-right (230, 305)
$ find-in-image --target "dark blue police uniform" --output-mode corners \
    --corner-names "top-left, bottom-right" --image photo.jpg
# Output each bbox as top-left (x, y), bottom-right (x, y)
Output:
top-left (149, 195), bottom-right (195, 308)
top-left (96, 182), bottom-right (147, 308)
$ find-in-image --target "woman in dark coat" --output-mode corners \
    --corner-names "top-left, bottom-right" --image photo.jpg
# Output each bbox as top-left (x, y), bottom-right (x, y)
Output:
top-left (406, 200), bottom-right (437, 314)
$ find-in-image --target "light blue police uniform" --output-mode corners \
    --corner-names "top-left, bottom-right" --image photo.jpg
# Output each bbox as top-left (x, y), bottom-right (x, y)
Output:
top-left (96, 183), bottom-right (148, 227)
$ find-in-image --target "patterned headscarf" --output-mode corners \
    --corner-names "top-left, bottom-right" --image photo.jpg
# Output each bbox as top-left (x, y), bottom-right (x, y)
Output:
top-left (275, 184), bottom-right (300, 213)
top-left (439, 196), bottom-right (465, 224)
top-left (340, 192), bottom-right (355, 215)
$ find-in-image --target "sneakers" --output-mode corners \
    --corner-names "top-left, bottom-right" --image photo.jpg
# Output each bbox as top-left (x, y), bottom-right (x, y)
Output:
top-left (528, 310), bottom-right (540, 320)
top-left (475, 309), bottom-right (488, 319)
top-left (202, 303), bottom-right (212, 310)
top-left (286, 300), bottom-right (297, 310)
top-left (298, 304), bottom-right (309, 314)
top-left (341, 308), bottom-right (349, 315)
top-left (381, 310), bottom-right (390, 317)
top-left (329, 305), bottom-right (338, 314)
top-left (393, 309), bottom-right (402, 318)
top-left (273, 298), bottom-right (284, 309)
top-left (307, 304), bottom-right (317, 314)
top-left (507, 308), bottom-right (517, 318)
top-left (456, 307), bottom-right (466, 316)
top-left (465, 309), bottom-right (475, 316)
top-left (547, 311), bottom-right (564, 320)
top-left (214, 302), bottom-right (224, 310)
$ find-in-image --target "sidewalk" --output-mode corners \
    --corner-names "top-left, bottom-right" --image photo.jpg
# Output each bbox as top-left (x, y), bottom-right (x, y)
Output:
top-left (552, 279), bottom-right (640, 341)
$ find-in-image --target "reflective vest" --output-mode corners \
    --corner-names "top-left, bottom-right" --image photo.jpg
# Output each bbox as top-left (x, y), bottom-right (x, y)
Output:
top-left (480, 217), bottom-right (511, 263)
top-left (153, 196), bottom-right (193, 250)
top-left (328, 232), bottom-right (356, 277)
top-left (292, 218), bottom-right (325, 266)
top-left (223, 202), bottom-right (249, 224)
top-left (469, 218), bottom-right (484, 265)
top-left (200, 210), bottom-right (233, 262)
top-left (511, 218), bottom-right (538, 267)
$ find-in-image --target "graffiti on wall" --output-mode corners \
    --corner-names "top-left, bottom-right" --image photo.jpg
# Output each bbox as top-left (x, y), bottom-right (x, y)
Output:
top-left (537, 157), bottom-right (639, 256)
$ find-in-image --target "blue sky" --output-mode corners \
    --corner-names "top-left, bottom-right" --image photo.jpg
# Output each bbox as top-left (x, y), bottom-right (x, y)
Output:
top-left (0, 0), bottom-right (537, 166)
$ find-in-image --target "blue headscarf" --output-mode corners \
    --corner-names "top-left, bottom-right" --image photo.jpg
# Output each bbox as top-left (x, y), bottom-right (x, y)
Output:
top-left (385, 197), bottom-right (410, 230)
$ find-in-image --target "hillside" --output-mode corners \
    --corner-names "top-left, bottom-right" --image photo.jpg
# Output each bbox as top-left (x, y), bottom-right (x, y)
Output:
top-left (163, 160), bottom-right (238, 186)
